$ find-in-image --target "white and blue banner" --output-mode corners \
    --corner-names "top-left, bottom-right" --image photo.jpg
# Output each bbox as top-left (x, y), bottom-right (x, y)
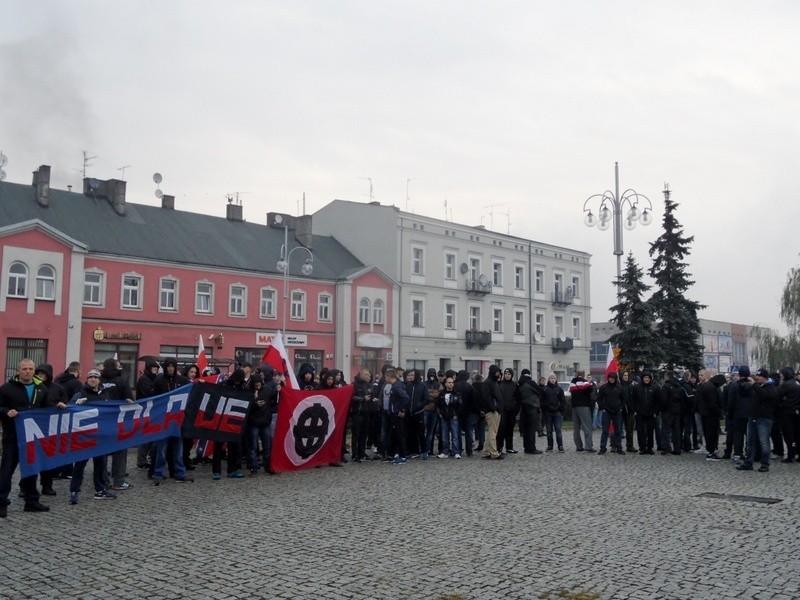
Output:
top-left (15, 384), bottom-right (192, 478)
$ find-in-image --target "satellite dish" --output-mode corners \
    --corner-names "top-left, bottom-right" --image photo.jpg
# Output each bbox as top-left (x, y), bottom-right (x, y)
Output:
top-left (153, 173), bottom-right (162, 184)
top-left (0, 152), bottom-right (7, 168)
top-left (534, 333), bottom-right (544, 343)
top-left (155, 188), bottom-right (163, 199)
top-left (559, 332), bottom-right (567, 342)
top-left (274, 214), bottom-right (283, 224)
top-left (459, 262), bottom-right (469, 274)
top-left (478, 274), bottom-right (488, 286)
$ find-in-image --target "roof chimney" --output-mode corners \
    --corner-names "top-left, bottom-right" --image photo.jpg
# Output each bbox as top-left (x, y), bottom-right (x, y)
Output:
top-left (32, 165), bottom-right (51, 207)
top-left (108, 179), bottom-right (126, 216)
top-left (226, 195), bottom-right (243, 222)
top-left (295, 214), bottom-right (313, 249)
top-left (161, 194), bottom-right (175, 210)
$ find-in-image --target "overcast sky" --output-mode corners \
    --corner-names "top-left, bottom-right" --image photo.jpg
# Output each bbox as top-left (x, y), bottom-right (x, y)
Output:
top-left (2, 1), bottom-right (798, 331)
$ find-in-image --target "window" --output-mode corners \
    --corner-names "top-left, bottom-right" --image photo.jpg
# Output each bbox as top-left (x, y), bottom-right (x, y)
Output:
top-left (318, 293), bottom-right (332, 322)
top-left (571, 275), bottom-right (580, 298)
top-left (412, 299), bottom-right (424, 328)
top-left (291, 290), bottom-right (306, 320)
top-left (412, 247), bottom-right (424, 275)
top-left (260, 287), bottom-right (277, 318)
top-left (535, 269), bottom-right (544, 293)
top-left (554, 315), bottom-right (564, 338)
top-left (372, 299), bottom-right (384, 325)
top-left (84, 271), bottom-right (104, 306)
top-left (359, 298), bottom-right (371, 324)
top-left (35, 265), bottom-right (55, 300)
top-left (196, 282), bottom-right (213, 314)
top-left (444, 302), bottom-right (456, 330)
top-left (492, 307), bottom-right (503, 333)
top-left (590, 341), bottom-right (607, 362)
top-left (515, 310), bottom-right (525, 335)
top-left (554, 273), bottom-right (563, 294)
top-left (7, 262), bottom-right (27, 298)
top-left (572, 316), bottom-right (581, 339)
top-left (492, 262), bottom-right (503, 287)
top-left (469, 258), bottom-right (480, 282)
top-left (5, 338), bottom-right (47, 382)
top-left (122, 274), bottom-right (142, 309)
top-left (229, 285), bottom-right (246, 316)
top-left (444, 253), bottom-right (456, 280)
top-left (534, 313), bottom-right (545, 338)
top-left (159, 278), bottom-right (178, 311)
top-left (514, 265), bottom-right (524, 290)
top-left (469, 306), bottom-right (480, 331)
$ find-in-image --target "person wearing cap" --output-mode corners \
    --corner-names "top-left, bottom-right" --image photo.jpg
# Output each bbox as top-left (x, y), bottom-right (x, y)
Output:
top-left (481, 365), bottom-right (504, 459)
top-left (0, 358), bottom-right (50, 517)
top-left (737, 368), bottom-right (778, 472)
top-left (67, 370), bottom-right (117, 503)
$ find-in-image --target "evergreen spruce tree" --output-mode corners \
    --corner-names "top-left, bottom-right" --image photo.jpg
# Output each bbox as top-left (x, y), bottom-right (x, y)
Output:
top-left (608, 252), bottom-right (663, 373)
top-left (648, 185), bottom-right (705, 372)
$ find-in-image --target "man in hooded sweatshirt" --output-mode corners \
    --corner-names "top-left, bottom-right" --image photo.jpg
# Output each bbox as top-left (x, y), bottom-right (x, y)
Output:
top-left (597, 372), bottom-right (625, 455)
top-left (737, 368), bottom-right (778, 472)
top-left (518, 369), bottom-right (543, 454)
top-left (135, 357), bottom-right (160, 471)
top-left (497, 368), bottom-right (520, 454)
top-left (99, 357), bottom-right (134, 491)
top-left (31, 364), bottom-right (68, 496)
top-left (632, 371), bottom-right (661, 455)
top-left (152, 358), bottom-right (192, 484)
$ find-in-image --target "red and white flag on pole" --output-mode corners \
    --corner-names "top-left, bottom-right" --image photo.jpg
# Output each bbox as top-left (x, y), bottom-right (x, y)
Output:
top-left (197, 335), bottom-right (208, 373)
top-left (260, 330), bottom-right (299, 389)
top-left (605, 343), bottom-right (619, 379)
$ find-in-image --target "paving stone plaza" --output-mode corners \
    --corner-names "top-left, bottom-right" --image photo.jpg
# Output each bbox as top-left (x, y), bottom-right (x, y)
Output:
top-left (2, 432), bottom-right (798, 599)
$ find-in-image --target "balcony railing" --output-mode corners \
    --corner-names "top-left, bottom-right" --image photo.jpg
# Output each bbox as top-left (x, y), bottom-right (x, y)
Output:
top-left (551, 336), bottom-right (574, 352)
top-left (466, 329), bottom-right (492, 349)
top-left (551, 289), bottom-right (574, 306)
top-left (466, 279), bottom-right (492, 295)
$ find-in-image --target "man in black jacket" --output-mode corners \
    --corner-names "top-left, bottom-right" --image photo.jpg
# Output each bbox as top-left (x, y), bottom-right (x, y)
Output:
top-left (497, 368), bottom-right (520, 454)
top-left (597, 372), bottom-right (625, 455)
top-left (152, 358), bottom-right (192, 484)
top-left (135, 357), bottom-right (160, 471)
top-left (0, 358), bottom-right (50, 517)
top-left (697, 370), bottom-right (727, 461)
top-left (518, 370), bottom-right (543, 454)
top-left (99, 358), bottom-right (135, 490)
top-left (481, 365), bottom-right (504, 460)
top-left (737, 368), bottom-right (778, 472)
top-left (32, 364), bottom-right (68, 496)
top-left (632, 371), bottom-right (661, 455)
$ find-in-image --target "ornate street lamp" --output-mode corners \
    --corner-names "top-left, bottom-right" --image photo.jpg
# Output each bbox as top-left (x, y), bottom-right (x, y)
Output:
top-left (276, 224), bottom-right (313, 333)
top-left (582, 162), bottom-right (653, 297)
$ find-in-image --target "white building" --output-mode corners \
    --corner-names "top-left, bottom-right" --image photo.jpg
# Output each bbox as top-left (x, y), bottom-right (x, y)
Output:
top-left (314, 200), bottom-right (592, 379)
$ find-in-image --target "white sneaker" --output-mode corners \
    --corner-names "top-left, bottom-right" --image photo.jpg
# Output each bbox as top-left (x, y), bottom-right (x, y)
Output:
top-left (437, 453), bottom-right (448, 459)
top-left (454, 454), bottom-right (462, 459)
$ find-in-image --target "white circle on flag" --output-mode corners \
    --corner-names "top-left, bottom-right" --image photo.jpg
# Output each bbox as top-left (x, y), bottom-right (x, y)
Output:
top-left (283, 394), bottom-right (337, 466)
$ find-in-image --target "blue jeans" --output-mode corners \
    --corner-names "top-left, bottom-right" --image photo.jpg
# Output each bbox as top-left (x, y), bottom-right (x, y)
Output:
top-left (423, 410), bottom-right (439, 455)
top-left (744, 418), bottom-right (772, 468)
top-left (592, 406), bottom-right (602, 428)
top-left (440, 418), bottom-right (462, 455)
top-left (249, 424), bottom-right (272, 471)
top-left (544, 412), bottom-right (563, 449)
top-left (153, 436), bottom-right (186, 480)
top-left (600, 411), bottom-right (623, 451)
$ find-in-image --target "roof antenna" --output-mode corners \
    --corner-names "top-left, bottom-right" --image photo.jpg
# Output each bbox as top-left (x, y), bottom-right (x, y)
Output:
top-left (81, 150), bottom-right (97, 179)
top-left (117, 165), bottom-right (132, 180)
top-left (358, 177), bottom-right (374, 202)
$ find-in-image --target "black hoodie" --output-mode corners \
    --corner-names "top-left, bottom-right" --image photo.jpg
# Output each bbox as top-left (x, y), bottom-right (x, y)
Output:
top-left (35, 363), bottom-right (68, 407)
top-left (55, 369), bottom-right (83, 400)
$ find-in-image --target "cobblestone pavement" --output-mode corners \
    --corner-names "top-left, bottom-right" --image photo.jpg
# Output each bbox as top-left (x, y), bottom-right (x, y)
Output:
top-left (2, 431), bottom-right (798, 600)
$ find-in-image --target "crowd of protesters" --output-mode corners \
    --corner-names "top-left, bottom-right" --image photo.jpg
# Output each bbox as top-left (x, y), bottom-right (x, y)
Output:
top-left (1, 355), bottom-right (798, 518)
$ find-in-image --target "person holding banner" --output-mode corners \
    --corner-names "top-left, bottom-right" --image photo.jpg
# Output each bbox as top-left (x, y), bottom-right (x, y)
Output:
top-left (68, 370), bottom-right (117, 504)
top-left (152, 358), bottom-right (193, 485)
top-left (99, 358), bottom-right (134, 491)
top-left (0, 358), bottom-right (50, 517)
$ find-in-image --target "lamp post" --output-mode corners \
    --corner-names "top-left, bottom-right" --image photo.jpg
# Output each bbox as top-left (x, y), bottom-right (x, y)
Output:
top-left (582, 162), bottom-right (653, 298)
top-left (276, 224), bottom-right (314, 333)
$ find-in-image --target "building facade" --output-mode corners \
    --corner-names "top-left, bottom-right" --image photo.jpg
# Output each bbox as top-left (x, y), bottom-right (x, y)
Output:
top-left (314, 200), bottom-right (592, 379)
top-left (0, 167), bottom-right (396, 384)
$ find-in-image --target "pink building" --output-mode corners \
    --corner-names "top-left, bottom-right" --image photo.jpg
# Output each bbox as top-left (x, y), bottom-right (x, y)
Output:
top-left (0, 166), bottom-right (396, 385)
